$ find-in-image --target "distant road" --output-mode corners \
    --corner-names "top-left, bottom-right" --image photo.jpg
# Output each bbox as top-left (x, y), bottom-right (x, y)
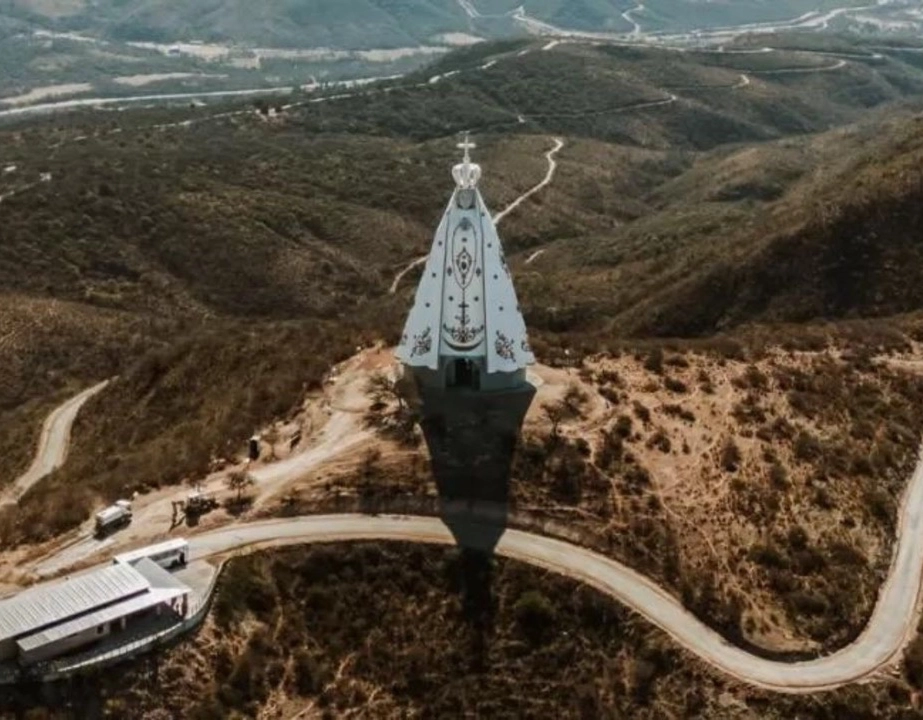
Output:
top-left (0, 381), bottom-right (108, 506)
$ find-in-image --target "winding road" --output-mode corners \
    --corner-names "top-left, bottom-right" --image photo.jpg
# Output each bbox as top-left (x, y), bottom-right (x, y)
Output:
top-left (621, 3), bottom-right (645, 37)
top-left (0, 381), bottom-right (108, 507)
top-left (179, 470), bottom-right (923, 695)
top-left (492, 137), bottom-right (564, 225)
top-left (11, 375), bottom-right (923, 693)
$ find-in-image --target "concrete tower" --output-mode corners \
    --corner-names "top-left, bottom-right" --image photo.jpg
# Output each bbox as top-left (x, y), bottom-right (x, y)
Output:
top-left (396, 136), bottom-right (536, 557)
top-left (395, 136), bottom-right (535, 393)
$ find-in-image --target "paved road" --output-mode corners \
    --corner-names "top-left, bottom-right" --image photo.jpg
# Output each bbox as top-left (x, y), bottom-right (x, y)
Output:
top-left (1, 381), bottom-right (108, 506)
top-left (12, 380), bottom-right (923, 693)
top-left (182, 453), bottom-right (923, 695)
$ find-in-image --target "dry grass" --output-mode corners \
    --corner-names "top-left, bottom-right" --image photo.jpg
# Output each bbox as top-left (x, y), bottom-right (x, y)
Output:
top-left (4, 542), bottom-right (922, 720)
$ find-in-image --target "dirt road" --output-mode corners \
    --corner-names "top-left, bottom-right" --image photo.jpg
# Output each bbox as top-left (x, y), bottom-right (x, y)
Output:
top-left (0, 381), bottom-right (108, 507)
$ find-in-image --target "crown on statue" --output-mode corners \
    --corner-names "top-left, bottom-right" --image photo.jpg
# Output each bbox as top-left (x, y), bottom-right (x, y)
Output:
top-left (452, 134), bottom-right (481, 189)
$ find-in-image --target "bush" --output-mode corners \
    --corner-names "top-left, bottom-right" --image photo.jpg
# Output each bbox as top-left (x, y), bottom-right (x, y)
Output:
top-left (615, 415), bottom-right (633, 438)
top-left (513, 590), bottom-right (556, 645)
top-left (664, 377), bottom-right (688, 394)
top-left (794, 431), bottom-right (822, 461)
top-left (633, 402), bottom-right (651, 425)
top-left (643, 348), bottom-right (664, 374)
top-left (663, 404), bottom-right (695, 423)
top-left (721, 438), bottom-right (742, 472)
top-left (769, 462), bottom-right (788, 489)
top-left (787, 591), bottom-right (828, 616)
top-left (905, 635), bottom-right (923, 690)
top-left (647, 429), bottom-right (672, 453)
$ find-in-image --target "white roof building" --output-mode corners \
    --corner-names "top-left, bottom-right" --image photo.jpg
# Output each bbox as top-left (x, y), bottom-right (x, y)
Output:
top-left (114, 538), bottom-right (189, 567)
top-left (0, 558), bottom-right (190, 666)
top-left (0, 564), bottom-right (148, 649)
top-left (395, 136), bottom-right (535, 392)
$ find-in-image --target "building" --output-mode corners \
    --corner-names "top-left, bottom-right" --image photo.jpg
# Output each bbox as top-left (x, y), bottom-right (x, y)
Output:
top-left (0, 558), bottom-right (191, 667)
top-left (394, 135), bottom-right (537, 554)
top-left (395, 135), bottom-right (536, 393)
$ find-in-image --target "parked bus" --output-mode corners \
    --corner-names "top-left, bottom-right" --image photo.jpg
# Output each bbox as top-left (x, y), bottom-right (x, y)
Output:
top-left (113, 538), bottom-right (189, 570)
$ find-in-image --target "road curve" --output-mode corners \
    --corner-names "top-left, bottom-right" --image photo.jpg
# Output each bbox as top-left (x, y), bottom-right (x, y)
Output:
top-left (492, 137), bottom-right (565, 225)
top-left (12, 385), bottom-right (923, 691)
top-left (188, 444), bottom-right (923, 696)
top-left (1, 381), bottom-right (109, 506)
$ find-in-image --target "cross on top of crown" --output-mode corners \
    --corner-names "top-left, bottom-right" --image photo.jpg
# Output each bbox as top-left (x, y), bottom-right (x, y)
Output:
top-left (458, 134), bottom-right (476, 164)
top-left (452, 133), bottom-right (481, 189)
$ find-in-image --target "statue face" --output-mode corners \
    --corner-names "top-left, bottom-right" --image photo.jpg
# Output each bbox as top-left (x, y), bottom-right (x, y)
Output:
top-left (457, 189), bottom-right (476, 209)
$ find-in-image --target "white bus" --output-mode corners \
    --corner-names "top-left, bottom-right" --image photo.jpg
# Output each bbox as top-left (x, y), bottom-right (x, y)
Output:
top-left (114, 538), bottom-right (189, 570)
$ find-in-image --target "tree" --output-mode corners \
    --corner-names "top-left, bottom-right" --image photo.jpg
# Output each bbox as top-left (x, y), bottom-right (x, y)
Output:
top-left (721, 437), bottom-right (742, 472)
top-left (513, 590), bottom-right (556, 645)
top-left (226, 471), bottom-right (256, 502)
top-left (367, 372), bottom-right (404, 410)
top-left (543, 403), bottom-right (566, 443)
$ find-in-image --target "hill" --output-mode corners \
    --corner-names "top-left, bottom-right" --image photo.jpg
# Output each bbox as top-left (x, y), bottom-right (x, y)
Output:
top-left (1, 38), bottom-right (923, 542)
top-left (527, 106), bottom-right (923, 338)
top-left (5, 543), bottom-right (923, 719)
top-left (7, 0), bottom-right (921, 45)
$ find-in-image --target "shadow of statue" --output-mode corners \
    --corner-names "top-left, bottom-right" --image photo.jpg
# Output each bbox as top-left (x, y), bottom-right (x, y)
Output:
top-left (408, 378), bottom-right (535, 630)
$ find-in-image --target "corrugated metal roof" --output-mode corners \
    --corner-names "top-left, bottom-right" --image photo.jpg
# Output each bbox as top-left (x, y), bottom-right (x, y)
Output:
top-left (130, 558), bottom-right (191, 594)
top-left (16, 586), bottom-right (187, 653)
top-left (0, 564), bottom-right (148, 643)
top-left (114, 539), bottom-right (188, 567)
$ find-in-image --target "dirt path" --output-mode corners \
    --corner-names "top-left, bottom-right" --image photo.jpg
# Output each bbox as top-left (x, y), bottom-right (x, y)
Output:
top-left (29, 351), bottom-right (379, 577)
top-left (621, 3), bottom-right (645, 37)
top-left (389, 137), bottom-right (565, 294)
top-left (492, 137), bottom-right (564, 225)
top-left (0, 381), bottom-right (109, 507)
top-left (525, 249), bottom-right (546, 265)
top-left (388, 256), bottom-right (428, 295)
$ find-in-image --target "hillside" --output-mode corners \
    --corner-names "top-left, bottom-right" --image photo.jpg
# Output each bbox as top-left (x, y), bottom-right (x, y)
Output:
top-left (527, 107), bottom-right (923, 337)
top-left (2, 39), bottom-right (923, 539)
top-left (6, 0), bottom-right (920, 45)
top-left (5, 543), bottom-right (923, 719)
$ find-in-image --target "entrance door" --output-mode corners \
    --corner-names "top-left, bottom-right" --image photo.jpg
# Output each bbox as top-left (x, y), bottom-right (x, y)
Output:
top-left (451, 359), bottom-right (480, 390)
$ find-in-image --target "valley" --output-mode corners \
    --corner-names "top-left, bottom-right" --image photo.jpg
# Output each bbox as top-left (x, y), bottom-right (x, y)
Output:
top-left (4, 19), bottom-right (923, 719)
top-left (2, 0), bottom-right (923, 118)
